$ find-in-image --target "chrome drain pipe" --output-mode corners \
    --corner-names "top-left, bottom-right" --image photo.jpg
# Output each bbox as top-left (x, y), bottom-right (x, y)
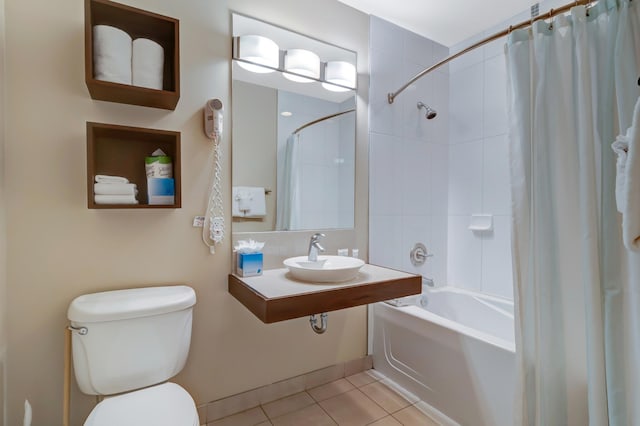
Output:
top-left (309, 313), bottom-right (328, 334)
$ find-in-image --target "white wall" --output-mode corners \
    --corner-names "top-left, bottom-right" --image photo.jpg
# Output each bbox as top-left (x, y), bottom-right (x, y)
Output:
top-left (368, 16), bottom-right (449, 285)
top-left (4, 1), bottom-right (369, 425)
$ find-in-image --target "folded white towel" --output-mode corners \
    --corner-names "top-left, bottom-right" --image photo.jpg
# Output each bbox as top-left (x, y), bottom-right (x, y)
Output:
top-left (132, 38), bottom-right (164, 90)
top-left (94, 194), bottom-right (138, 205)
top-left (95, 175), bottom-right (129, 184)
top-left (613, 96), bottom-right (640, 251)
top-left (93, 25), bottom-right (132, 85)
top-left (232, 186), bottom-right (267, 218)
top-left (94, 183), bottom-right (138, 196)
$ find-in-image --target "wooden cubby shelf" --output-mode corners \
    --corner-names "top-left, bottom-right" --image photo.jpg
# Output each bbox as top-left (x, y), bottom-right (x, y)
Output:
top-left (86, 122), bottom-right (181, 209)
top-left (85, 0), bottom-right (180, 110)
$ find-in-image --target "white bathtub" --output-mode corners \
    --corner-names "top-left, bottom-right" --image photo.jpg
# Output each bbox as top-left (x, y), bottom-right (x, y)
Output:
top-left (372, 286), bottom-right (516, 426)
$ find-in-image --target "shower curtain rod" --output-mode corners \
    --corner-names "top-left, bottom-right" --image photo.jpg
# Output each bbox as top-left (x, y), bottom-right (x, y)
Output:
top-left (388, 0), bottom-right (595, 104)
top-left (293, 108), bottom-right (356, 135)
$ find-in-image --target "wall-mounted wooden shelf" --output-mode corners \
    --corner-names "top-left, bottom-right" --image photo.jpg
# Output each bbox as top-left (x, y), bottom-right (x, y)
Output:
top-left (86, 122), bottom-right (181, 209)
top-left (228, 265), bottom-right (421, 323)
top-left (84, 0), bottom-right (180, 110)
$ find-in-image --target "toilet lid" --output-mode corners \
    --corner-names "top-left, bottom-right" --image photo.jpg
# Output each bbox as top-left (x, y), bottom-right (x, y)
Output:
top-left (84, 382), bottom-right (199, 426)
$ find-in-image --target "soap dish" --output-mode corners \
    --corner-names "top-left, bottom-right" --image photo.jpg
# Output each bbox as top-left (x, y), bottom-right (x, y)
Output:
top-left (468, 214), bottom-right (493, 232)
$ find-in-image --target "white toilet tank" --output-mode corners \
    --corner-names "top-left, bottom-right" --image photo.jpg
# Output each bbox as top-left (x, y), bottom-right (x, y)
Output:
top-left (68, 285), bottom-right (196, 396)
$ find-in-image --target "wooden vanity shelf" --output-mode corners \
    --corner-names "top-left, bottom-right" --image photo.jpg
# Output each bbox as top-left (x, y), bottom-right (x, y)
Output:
top-left (85, 0), bottom-right (180, 110)
top-left (228, 265), bottom-right (421, 324)
top-left (86, 122), bottom-right (181, 209)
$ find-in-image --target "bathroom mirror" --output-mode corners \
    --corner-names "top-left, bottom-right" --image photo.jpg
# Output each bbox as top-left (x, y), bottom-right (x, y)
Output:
top-left (231, 13), bottom-right (356, 233)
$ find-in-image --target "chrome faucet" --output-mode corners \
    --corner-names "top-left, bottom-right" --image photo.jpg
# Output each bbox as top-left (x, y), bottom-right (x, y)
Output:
top-left (308, 233), bottom-right (326, 262)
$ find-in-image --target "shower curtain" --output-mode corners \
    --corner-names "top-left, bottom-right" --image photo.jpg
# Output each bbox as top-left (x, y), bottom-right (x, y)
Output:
top-left (506, 1), bottom-right (640, 425)
top-left (276, 133), bottom-right (301, 230)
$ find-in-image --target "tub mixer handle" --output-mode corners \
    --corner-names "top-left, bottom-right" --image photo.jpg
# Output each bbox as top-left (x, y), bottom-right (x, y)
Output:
top-left (410, 243), bottom-right (433, 266)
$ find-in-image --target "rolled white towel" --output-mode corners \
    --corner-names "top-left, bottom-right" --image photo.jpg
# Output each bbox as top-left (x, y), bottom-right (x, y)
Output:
top-left (94, 183), bottom-right (138, 196)
top-left (132, 38), bottom-right (164, 90)
top-left (94, 194), bottom-right (138, 205)
top-left (93, 25), bottom-right (132, 85)
top-left (95, 175), bottom-right (129, 184)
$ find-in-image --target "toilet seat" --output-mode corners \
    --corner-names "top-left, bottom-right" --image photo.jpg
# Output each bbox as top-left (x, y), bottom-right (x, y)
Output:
top-left (84, 382), bottom-right (199, 426)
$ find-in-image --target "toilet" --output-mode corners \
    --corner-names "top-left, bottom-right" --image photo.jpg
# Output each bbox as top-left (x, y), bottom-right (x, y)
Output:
top-left (67, 285), bottom-right (199, 426)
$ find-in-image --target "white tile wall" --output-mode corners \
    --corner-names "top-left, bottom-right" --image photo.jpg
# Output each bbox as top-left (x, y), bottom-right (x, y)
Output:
top-left (369, 16), bottom-right (514, 300)
top-left (447, 26), bottom-right (513, 299)
top-left (369, 16), bottom-right (449, 286)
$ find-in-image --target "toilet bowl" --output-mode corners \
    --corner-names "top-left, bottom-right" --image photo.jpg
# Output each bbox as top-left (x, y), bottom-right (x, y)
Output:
top-left (84, 383), bottom-right (199, 426)
top-left (67, 286), bottom-right (199, 426)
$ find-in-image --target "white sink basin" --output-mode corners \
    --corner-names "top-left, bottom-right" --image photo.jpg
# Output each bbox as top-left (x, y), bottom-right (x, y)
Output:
top-left (283, 255), bottom-right (365, 283)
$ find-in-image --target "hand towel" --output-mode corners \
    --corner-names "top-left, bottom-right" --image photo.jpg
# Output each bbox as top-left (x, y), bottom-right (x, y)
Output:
top-left (132, 38), bottom-right (164, 90)
top-left (232, 186), bottom-right (267, 218)
top-left (614, 96), bottom-right (640, 251)
top-left (93, 25), bottom-right (132, 85)
top-left (94, 183), bottom-right (138, 196)
top-left (95, 175), bottom-right (129, 184)
top-left (612, 137), bottom-right (628, 213)
top-left (94, 194), bottom-right (138, 205)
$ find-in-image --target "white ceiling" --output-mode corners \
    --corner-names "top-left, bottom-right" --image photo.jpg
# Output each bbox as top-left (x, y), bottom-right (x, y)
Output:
top-left (337, 0), bottom-right (536, 46)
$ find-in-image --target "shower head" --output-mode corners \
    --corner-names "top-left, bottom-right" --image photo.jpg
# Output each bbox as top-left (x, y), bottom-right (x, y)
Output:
top-left (417, 101), bottom-right (437, 119)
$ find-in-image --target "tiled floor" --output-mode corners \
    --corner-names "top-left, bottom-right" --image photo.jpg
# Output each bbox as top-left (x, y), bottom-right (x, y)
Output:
top-left (208, 370), bottom-right (440, 426)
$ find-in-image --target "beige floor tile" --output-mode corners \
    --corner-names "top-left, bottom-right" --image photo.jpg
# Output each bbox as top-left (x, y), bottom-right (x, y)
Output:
top-left (367, 416), bottom-right (402, 426)
top-left (255, 422), bottom-right (272, 426)
top-left (359, 381), bottom-right (413, 414)
top-left (208, 407), bottom-right (268, 426)
top-left (392, 404), bottom-right (440, 426)
top-left (345, 371), bottom-right (378, 388)
top-left (308, 378), bottom-right (356, 402)
top-left (262, 392), bottom-right (315, 419)
top-left (271, 403), bottom-right (337, 426)
top-left (319, 389), bottom-right (387, 425)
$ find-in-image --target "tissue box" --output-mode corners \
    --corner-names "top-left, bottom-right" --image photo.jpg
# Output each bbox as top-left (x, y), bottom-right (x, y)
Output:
top-left (237, 252), bottom-right (263, 277)
top-left (147, 177), bottom-right (175, 205)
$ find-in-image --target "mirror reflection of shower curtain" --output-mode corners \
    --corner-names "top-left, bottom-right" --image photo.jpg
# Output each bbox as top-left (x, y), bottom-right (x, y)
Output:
top-left (276, 133), bottom-right (301, 230)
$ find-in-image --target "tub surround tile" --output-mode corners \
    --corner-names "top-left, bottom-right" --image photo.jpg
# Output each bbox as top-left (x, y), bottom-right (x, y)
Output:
top-left (392, 404), bottom-right (440, 426)
top-left (262, 392), bottom-right (315, 419)
top-left (208, 407), bottom-right (268, 426)
top-left (308, 378), bottom-right (356, 402)
top-left (319, 389), bottom-right (387, 425)
top-left (359, 380), bottom-right (414, 414)
top-left (270, 403), bottom-right (337, 426)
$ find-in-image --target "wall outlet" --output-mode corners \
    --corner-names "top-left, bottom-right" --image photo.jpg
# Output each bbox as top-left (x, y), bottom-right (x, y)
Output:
top-left (193, 216), bottom-right (205, 227)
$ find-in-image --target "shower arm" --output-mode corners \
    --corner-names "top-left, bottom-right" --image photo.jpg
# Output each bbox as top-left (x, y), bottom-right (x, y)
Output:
top-left (387, 0), bottom-right (594, 104)
top-left (293, 108), bottom-right (356, 135)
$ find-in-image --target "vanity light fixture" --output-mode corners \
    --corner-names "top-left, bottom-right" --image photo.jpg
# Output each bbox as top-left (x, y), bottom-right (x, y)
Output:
top-left (236, 35), bottom-right (280, 74)
top-left (280, 111), bottom-right (293, 117)
top-left (283, 49), bottom-right (320, 83)
top-left (322, 61), bottom-right (357, 92)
